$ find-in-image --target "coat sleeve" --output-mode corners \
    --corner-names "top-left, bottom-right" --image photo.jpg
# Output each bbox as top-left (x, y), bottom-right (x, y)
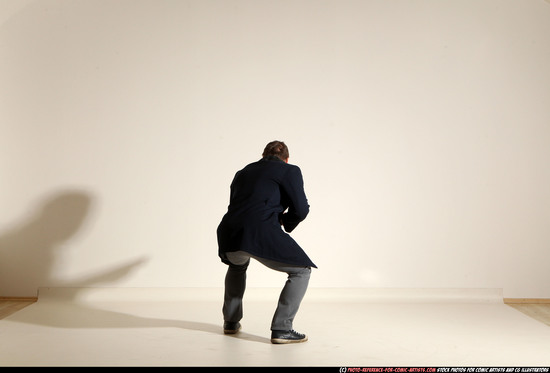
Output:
top-left (280, 166), bottom-right (309, 233)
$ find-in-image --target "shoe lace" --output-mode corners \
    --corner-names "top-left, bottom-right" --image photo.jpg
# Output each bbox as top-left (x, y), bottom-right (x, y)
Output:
top-left (290, 330), bottom-right (305, 337)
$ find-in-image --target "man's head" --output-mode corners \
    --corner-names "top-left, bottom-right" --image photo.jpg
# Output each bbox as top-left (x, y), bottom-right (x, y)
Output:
top-left (262, 140), bottom-right (289, 163)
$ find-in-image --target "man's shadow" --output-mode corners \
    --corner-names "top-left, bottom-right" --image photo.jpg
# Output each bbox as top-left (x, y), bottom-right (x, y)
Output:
top-left (0, 190), bottom-right (270, 344)
top-left (7, 297), bottom-right (270, 343)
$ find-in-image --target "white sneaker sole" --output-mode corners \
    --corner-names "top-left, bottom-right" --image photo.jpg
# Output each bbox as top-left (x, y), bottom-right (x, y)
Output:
top-left (270, 335), bottom-right (308, 344)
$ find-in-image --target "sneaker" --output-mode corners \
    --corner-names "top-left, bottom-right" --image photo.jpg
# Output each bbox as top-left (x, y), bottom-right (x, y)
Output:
top-left (223, 321), bottom-right (241, 334)
top-left (270, 329), bottom-right (308, 344)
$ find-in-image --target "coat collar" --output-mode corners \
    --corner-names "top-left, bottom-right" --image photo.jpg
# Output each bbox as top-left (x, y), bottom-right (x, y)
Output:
top-left (261, 155), bottom-right (285, 163)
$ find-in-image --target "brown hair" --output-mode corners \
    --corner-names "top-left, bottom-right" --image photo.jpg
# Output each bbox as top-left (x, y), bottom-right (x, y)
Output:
top-left (262, 140), bottom-right (289, 161)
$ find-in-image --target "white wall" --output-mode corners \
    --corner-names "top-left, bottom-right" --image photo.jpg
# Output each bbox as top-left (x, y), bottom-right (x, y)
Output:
top-left (1, 0), bottom-right (549, 298)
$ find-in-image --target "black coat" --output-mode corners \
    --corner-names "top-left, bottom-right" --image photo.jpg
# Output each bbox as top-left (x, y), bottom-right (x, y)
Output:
top-left (217, 156), bottom-right (316, 268)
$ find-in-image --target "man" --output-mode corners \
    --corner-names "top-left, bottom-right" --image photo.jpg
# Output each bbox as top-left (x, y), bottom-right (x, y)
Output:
top-left (217, 140), bottom-right (316, 344)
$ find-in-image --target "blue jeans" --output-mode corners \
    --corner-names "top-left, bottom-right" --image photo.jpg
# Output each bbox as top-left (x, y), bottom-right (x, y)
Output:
top-left (223, 251), bottom-right (311, 331)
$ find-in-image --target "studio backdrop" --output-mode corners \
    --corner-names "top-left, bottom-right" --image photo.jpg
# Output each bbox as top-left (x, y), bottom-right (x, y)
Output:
top-left (1, 0), bottom-right (549, 298)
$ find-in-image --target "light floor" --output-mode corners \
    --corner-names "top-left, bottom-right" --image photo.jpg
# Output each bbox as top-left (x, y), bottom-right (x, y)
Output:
top-left (1, 288), bottom-right (550, 367)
